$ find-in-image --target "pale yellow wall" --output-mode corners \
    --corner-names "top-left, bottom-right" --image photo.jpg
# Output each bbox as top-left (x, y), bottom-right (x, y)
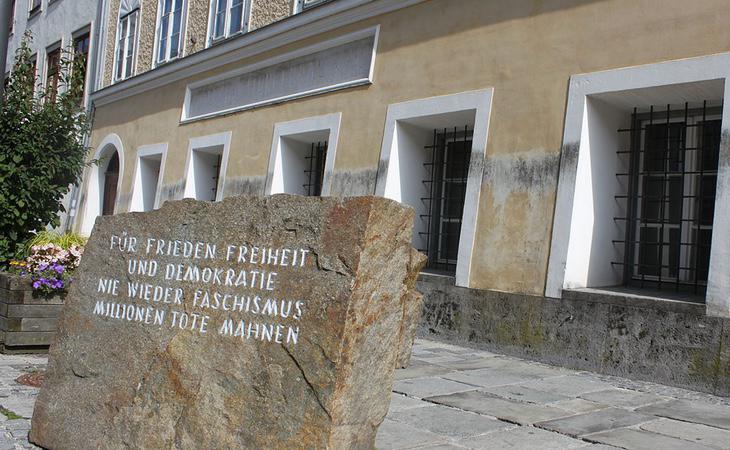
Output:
top-left (87, 0), bottom-right (730, 295)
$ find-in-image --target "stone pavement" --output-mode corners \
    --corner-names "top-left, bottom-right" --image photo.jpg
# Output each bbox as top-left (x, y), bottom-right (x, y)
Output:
top-left (378, 339), bottom-right (730, 449)
top-left (1, 340), bottom-right (730, 449)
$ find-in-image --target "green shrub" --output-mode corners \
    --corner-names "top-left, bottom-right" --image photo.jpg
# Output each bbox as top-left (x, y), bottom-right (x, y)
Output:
top-left (0, 33), bottom-right (91, 264)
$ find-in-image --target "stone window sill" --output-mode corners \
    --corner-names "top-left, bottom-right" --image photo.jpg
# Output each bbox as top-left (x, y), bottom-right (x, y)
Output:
top-left (562, 287), bottom-right (706, 315)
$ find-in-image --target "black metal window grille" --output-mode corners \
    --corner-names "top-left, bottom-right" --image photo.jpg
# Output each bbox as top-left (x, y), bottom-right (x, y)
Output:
top-left (211, 154), bottom-right (222, 200)
top-left (420, 126), bottom-right (472, 274)
top-left (303, 141), bottom-right (327, 196)
top-left (613, 101), bottom-right (722, 296)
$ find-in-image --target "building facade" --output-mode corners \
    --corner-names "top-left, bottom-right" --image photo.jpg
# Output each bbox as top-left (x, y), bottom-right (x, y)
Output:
top-left (4, 0), bottom-right (103, 230)
top-left (80, 0), bottom-right (730, 395)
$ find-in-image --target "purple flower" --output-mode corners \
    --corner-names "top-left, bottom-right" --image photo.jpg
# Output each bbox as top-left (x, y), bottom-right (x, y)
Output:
top-left (53, 264), bottom-right (64, 274)
top-left (32, 281), bottom-right (41, 289)
top-left (38, 263), bottom-right (48, 271)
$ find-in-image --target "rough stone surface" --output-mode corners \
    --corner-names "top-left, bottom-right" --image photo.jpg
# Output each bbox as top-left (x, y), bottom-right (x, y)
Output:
top-left (249, 0), bottom-right (292, 31)
top-left (5, 339), bottom-right (730, 449)
top-left (29, 195), bottom-right (425, 450)
top-left (418, 273), bottom-right (730, 396)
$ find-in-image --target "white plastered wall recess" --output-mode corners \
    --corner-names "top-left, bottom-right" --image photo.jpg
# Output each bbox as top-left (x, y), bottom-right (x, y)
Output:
top-left (182, 132), bottom-right (232, 202)
top-left (80, 133), bottom-right (125, 235)
top-left (129, 143), bottom-right (168, 212)
top-left (374, 89), bottom-right (494, 288)
top-left (265, 113), bottom-right (342, 196)
top-left (546, 53), bottom-right (730, 318)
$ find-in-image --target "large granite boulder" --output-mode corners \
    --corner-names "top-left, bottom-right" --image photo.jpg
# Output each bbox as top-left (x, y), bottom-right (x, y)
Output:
top-left (30, 195), bottom-right (426, 449)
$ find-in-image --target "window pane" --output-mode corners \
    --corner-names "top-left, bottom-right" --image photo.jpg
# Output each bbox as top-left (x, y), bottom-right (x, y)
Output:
top-left (158, 15), bottom-right (168, 62)
top-left (213, 0), bottom-right (226, 38)
top-left (699, 120), bottom-right (721, 171)
top-left (115, 19), bottom-right (126, 79)
top-left (229, 0), bottom-right (244, 34)
top-left (699, 175), bottom-right (717, 226)
top-left (438, 222), bottom-right (461, 262)
top-left (641, 176), bottom-right (663, 223)
top-left (444, 140), bottom-right (470, 179)
top-left (638, 227), bottom-right (661, 276)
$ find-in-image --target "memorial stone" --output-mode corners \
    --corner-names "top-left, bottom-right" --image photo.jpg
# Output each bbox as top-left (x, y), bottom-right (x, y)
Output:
top-left (29, 195), bottom-right (426, 449)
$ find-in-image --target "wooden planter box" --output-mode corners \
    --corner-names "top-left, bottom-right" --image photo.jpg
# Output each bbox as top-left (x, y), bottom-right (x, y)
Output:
top-left (0, 272), bottom-right (64, 353)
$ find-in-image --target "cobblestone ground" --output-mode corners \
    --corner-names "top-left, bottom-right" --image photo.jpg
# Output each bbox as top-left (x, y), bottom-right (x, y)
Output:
top-left (2, 341), bottom-right (730, 449)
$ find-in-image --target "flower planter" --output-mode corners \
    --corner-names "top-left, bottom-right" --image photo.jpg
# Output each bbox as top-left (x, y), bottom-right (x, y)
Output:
top-left (0, 271), bottom-right (64, 353)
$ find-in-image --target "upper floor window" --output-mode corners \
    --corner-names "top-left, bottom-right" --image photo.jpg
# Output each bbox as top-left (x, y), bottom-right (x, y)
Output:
top-left (73, 30), bottom-right (91, 104)
top-left (156, 0), bottom-right (186, 65)
top-left (209, 0), bottom-right (249, 44)
top-left (9, 0), bottom-right (15, 34)
top-left (28, 0), bottom-right (41, 17)
top-left (294, 0), bottom-right (331, 13)
top-left (45, 45), bottom-right (61, 103)
top-left (114, 7), bottom-right (139, 82)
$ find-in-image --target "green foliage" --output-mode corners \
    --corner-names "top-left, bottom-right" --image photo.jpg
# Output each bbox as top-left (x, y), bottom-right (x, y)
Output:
top-left (0, 32), bottom-right (91, 264)
top-left (24, 230), bottom-right (88, 255)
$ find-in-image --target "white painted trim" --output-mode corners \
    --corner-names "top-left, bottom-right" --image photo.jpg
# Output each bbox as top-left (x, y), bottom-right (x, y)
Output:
top-left (181, 26), bottom-right (378, 123)
top-left (265, 112), bottom-right (342, 196)
top-left (545, 52), bottom-right (730, 318)
top-left (374, 89), bottom-right (494, 288)
top-left (80, 133), bottom-right (125, 235)
top-left (182, 131), bottom-right (232, 201)
top-left (152, 0), bottom-right (189, 67)
top-left (206, 0), bottom-right (252, 47)
top-left (129, 142), bottom-right (168, 212)
top-left (91, 0), bottom-right (424, 106)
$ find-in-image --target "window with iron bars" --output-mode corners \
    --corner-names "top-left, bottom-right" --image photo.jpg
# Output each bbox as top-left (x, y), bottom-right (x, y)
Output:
top-left (613, 101), bottom-right (721, 298)
top-left (211, 153), bottom-right (222, 200)
top-left (420, 126), bottom-right (471, 275)
top-left (303, 141), bottom-right (327, 196)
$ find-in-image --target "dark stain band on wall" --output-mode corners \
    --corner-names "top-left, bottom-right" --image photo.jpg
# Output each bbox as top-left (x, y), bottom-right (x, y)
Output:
top-left (418, 274), bottom-right (730, 396)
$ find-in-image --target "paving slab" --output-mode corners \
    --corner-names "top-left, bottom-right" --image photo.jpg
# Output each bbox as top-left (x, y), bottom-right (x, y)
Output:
top-left (536, 407), bottom-right (654, 437)
top-left (482, 385), bottom-right (571, 404)
top-left (456, 426), bottom-right (588, 449)
top-left (585, 427), bottom-right (714, 450)
top-left (416, 444), bottom-right (469, 450)
top-left (579, 388), bottom-right (667, 409)
top-left (395, 360), bottom-right (455, 381)
top-left (443, 369), bottom-right (542, 388)
top-left (388, 393), bottom-right (430, 413)
top-left (426, 390), bottom-right (570, 425)
top-left (551, 398), bottom-right (610, 414)
top-left (639, 417), bottom-right (730, 449)
top-left (374, 418), bottom-right (447, 449)
top-left (430, 357), bottom-right (500, 371)
top-left (388, 404), bottom-right (511, 439)
top-left (637, 399), bottom-right (730, 430)
top-left (519, 375), bottom-right (617, 397)
top-left (393, 377), bottom-right (478, 399)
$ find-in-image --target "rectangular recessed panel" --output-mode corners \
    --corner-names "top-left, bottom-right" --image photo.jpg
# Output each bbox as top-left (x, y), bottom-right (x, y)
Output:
top-left (186, 36), bottom-right (374, 120)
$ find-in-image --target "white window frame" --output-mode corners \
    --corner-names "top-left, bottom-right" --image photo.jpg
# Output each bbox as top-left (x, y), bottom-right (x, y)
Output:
top-left (113, 7), bottom-right (140, 82)
top-left (207, 0), bottom-right (251, 45)
top-left (546, 53), bottom-right (730, 318)
top-left (129, 143), bottom-right (168, 212)
top-left (265, 113), bottom-right (341, 196)
top-left (294, 0), bottom-right (330, 13)
top-left (154, 0), bottom-right (188, 66)
top-left (182, 132), bottom-right (231, 202)
top-left (374, 89), bottom-right (494, 288)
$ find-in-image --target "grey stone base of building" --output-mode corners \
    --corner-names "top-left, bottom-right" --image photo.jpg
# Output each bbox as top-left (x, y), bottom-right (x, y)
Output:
top-left (417, 274), bottom-right (730, 397)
